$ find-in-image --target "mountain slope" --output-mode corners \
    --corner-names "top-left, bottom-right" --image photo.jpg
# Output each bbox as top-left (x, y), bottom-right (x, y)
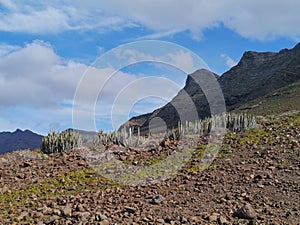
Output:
top-left (236, 79), bottom-right (300, 115)
top-left (125, 43), bottom-right (300, 132)
top-left (0, 129), bottom-right (43, 154)
top-left (220, 43), bottom-right (300, 110)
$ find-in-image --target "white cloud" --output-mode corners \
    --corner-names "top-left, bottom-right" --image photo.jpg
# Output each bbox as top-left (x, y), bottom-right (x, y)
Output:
top-left (75, 0), bottom-right (300, 40)
top-left (0, 0), bottom-right (134, 34)
top-left (166, 50), bottom-right (196, 74)
top-left (109, 46), bottom-right (207, 74)
top-left (1, 1), bottom-right (300, 40)
top-left (0, 41), bottom-right (143, 109)
top-left (0, 40), bottom-right (187, 133)
top-left (220, 53), bottom-right (237, 68)
top-left (0, 40), bottom-right (83, 107)
top-left (0, 0), bottom-right (17, 10)
top-left (0, 43), bottom-right (20, 56)
top-left (223, 1), bottom-right (300, 40)
top-left (136, 29), bottom-right (183, 40)
top-left (0, 41), bottom-right (117, 132)
top-left (0, 4), bottom-right (69, 33)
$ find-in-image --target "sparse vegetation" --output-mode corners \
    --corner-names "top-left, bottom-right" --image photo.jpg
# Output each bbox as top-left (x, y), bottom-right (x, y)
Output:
top-left (0, 111), bottom-right (299, 224)
top-left (0, 168), bottom-right (117, 222)
top-left (98, 112), bottom-right (257, 148)
top-left (237, 80), bottom-right (300, 116)
top-left (41, 130), bottom-right (82, 154)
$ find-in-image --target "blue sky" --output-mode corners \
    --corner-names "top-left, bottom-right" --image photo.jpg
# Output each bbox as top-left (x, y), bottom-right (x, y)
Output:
top-left (0, 0), bottom-right (299, 135)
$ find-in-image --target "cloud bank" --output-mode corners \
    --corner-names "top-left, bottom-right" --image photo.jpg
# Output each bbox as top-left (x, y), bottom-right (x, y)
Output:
top-left (1, 0), bottom-right (299, 40)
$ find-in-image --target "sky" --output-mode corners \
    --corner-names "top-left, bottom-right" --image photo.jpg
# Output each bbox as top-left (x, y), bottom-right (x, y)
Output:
top-left (0, 0), bottom-right (299, 135)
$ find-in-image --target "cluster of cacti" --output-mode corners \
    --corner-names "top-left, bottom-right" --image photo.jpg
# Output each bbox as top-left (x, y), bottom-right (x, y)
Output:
top-left (41, 130), bottom-right (82, 154)
top-left (98, 130), bottom-right (117, 146)
top-left (98, 127), bottom-right (145, 148)
top-left (177, 112), bottom-right (257, 136)
top-left (97, 113), bottom-right (257, 148)
top-left (226, 112), bottom-right (257, 132)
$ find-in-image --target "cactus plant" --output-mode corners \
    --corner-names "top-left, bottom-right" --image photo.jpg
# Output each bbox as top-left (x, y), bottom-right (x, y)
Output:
top-left (95, 112), bottom-right (257, 149)
top-left (41, 130), bottom-right (82, 154)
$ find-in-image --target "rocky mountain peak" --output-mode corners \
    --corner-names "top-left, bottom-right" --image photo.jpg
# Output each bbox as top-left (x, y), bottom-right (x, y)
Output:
top-left (239, 51), bottom-right (277, 68)
top-left (14, 128), bottom-right (23, 133)
top-left (237, 43), bottom-right (300, 70)
top-left (124, 42), bottom-right (300, 132)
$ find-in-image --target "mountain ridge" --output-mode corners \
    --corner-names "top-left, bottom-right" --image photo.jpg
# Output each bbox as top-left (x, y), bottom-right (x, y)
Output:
top-left (0, 129), bottom-right (43, 154)
top-left (125, 42), bottom-right (300, 132)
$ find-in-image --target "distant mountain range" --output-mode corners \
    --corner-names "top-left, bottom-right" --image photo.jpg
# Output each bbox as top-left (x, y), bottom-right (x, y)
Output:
top-left (0, 129), bottom-right (43, 154)
top-left (125, 43), bottom-right (300, 132)
top-left (66, 129), bottom-right (98, 143)
top-left (0, 128), bottom-right (99, 155)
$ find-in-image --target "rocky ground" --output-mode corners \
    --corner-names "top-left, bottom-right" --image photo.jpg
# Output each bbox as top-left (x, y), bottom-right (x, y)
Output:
top-left (0, 112), bottom-right (300, 225)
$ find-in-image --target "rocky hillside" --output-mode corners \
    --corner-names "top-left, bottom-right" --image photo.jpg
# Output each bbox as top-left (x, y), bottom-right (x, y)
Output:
top-left (236, 79), bottom-right (300, 115)
top-left (1, 43), bottom-right (300, 224)
top-left (126, 43), bottom-right (300, 132)
top-left (0, 111), bottom-right (299, 224)
top-left (0, 129), bottom-right (43, 154)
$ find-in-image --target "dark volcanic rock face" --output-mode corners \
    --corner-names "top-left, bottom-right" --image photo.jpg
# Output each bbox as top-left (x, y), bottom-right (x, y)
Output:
top-left (0, 129), bottom-right (43, 154)
top-left (220, 43), bottom-right (300, 110)
top-left (124, 69), bottom-right (222, 133)
top-left (125, 43), bottom-right (300, 132)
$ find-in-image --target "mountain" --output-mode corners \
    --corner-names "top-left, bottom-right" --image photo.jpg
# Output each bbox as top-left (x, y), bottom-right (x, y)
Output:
top-left (0, 129), bottom-right (43, 154)
top-left (66, 128), bottom-right (98, 143)
top-left (236, 79), bottom-right (300, 116)
top-left (125, 43), bottom-right (300, 132)
top-left (220, 44), bottom-right (300, 110)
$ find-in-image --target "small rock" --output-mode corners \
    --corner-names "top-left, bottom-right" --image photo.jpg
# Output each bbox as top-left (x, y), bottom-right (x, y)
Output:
top-left (77, 204), bottom-right (85, 212)
top-left (17, 173), bottom-right (25, 179)
top-left (62, 205), bottom-right (72, 217)
top-left (100, 214), bottom-right (108, 221)
top-left (218, 215), bottom-right (228, 224)
top-left (253, 174), bottom-right (263, 183)
top-left (53, 208), bottom-right (61, 216)
top-left (100, 220), bottom-right (110, 225)
top-left (35, 211), bottom-right (44, 218)
top-left (72, 211), bottom-right (81, 217)
top-left (79, 211), bottom-right (91, 221)
top-left (181, 216), bottom-right (188, 223)
top-left (78, 160), bottom-right (86, 166)
top-left (164, 217), bottom-right (172, 223)
top-left (0, 185), bottom-right (10, 193)
top-left (257, 183), bottom-right (265, 188)
top-left (23, 161), bottom-right (32, 167)
top-left (45, 215), bottom-right (59, 224)
top-left (234, 203), bottom-right (257, 219)
top-left (157, 218), bottom-right (165, 223)
top-left (143, 217), bottom-right (150, 222)
top-left (151, 195), bottom-right (164, 204)
top-left (65, 220), bottom-right (72, 225)
top-left (42, 206), bottom-right (52, 215)
top-left (209, 213), bottom-right (219, 222)
top-left (190, 216), bottom-right (202, 223)
top-left (17, 211), bottom-right (28, 220)
top-left (95, 212), bottom-right (108, 221)
top-left (124, 206), bottom-right (136, 213)
top-left (120, 155), bottom-right (127, 161)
